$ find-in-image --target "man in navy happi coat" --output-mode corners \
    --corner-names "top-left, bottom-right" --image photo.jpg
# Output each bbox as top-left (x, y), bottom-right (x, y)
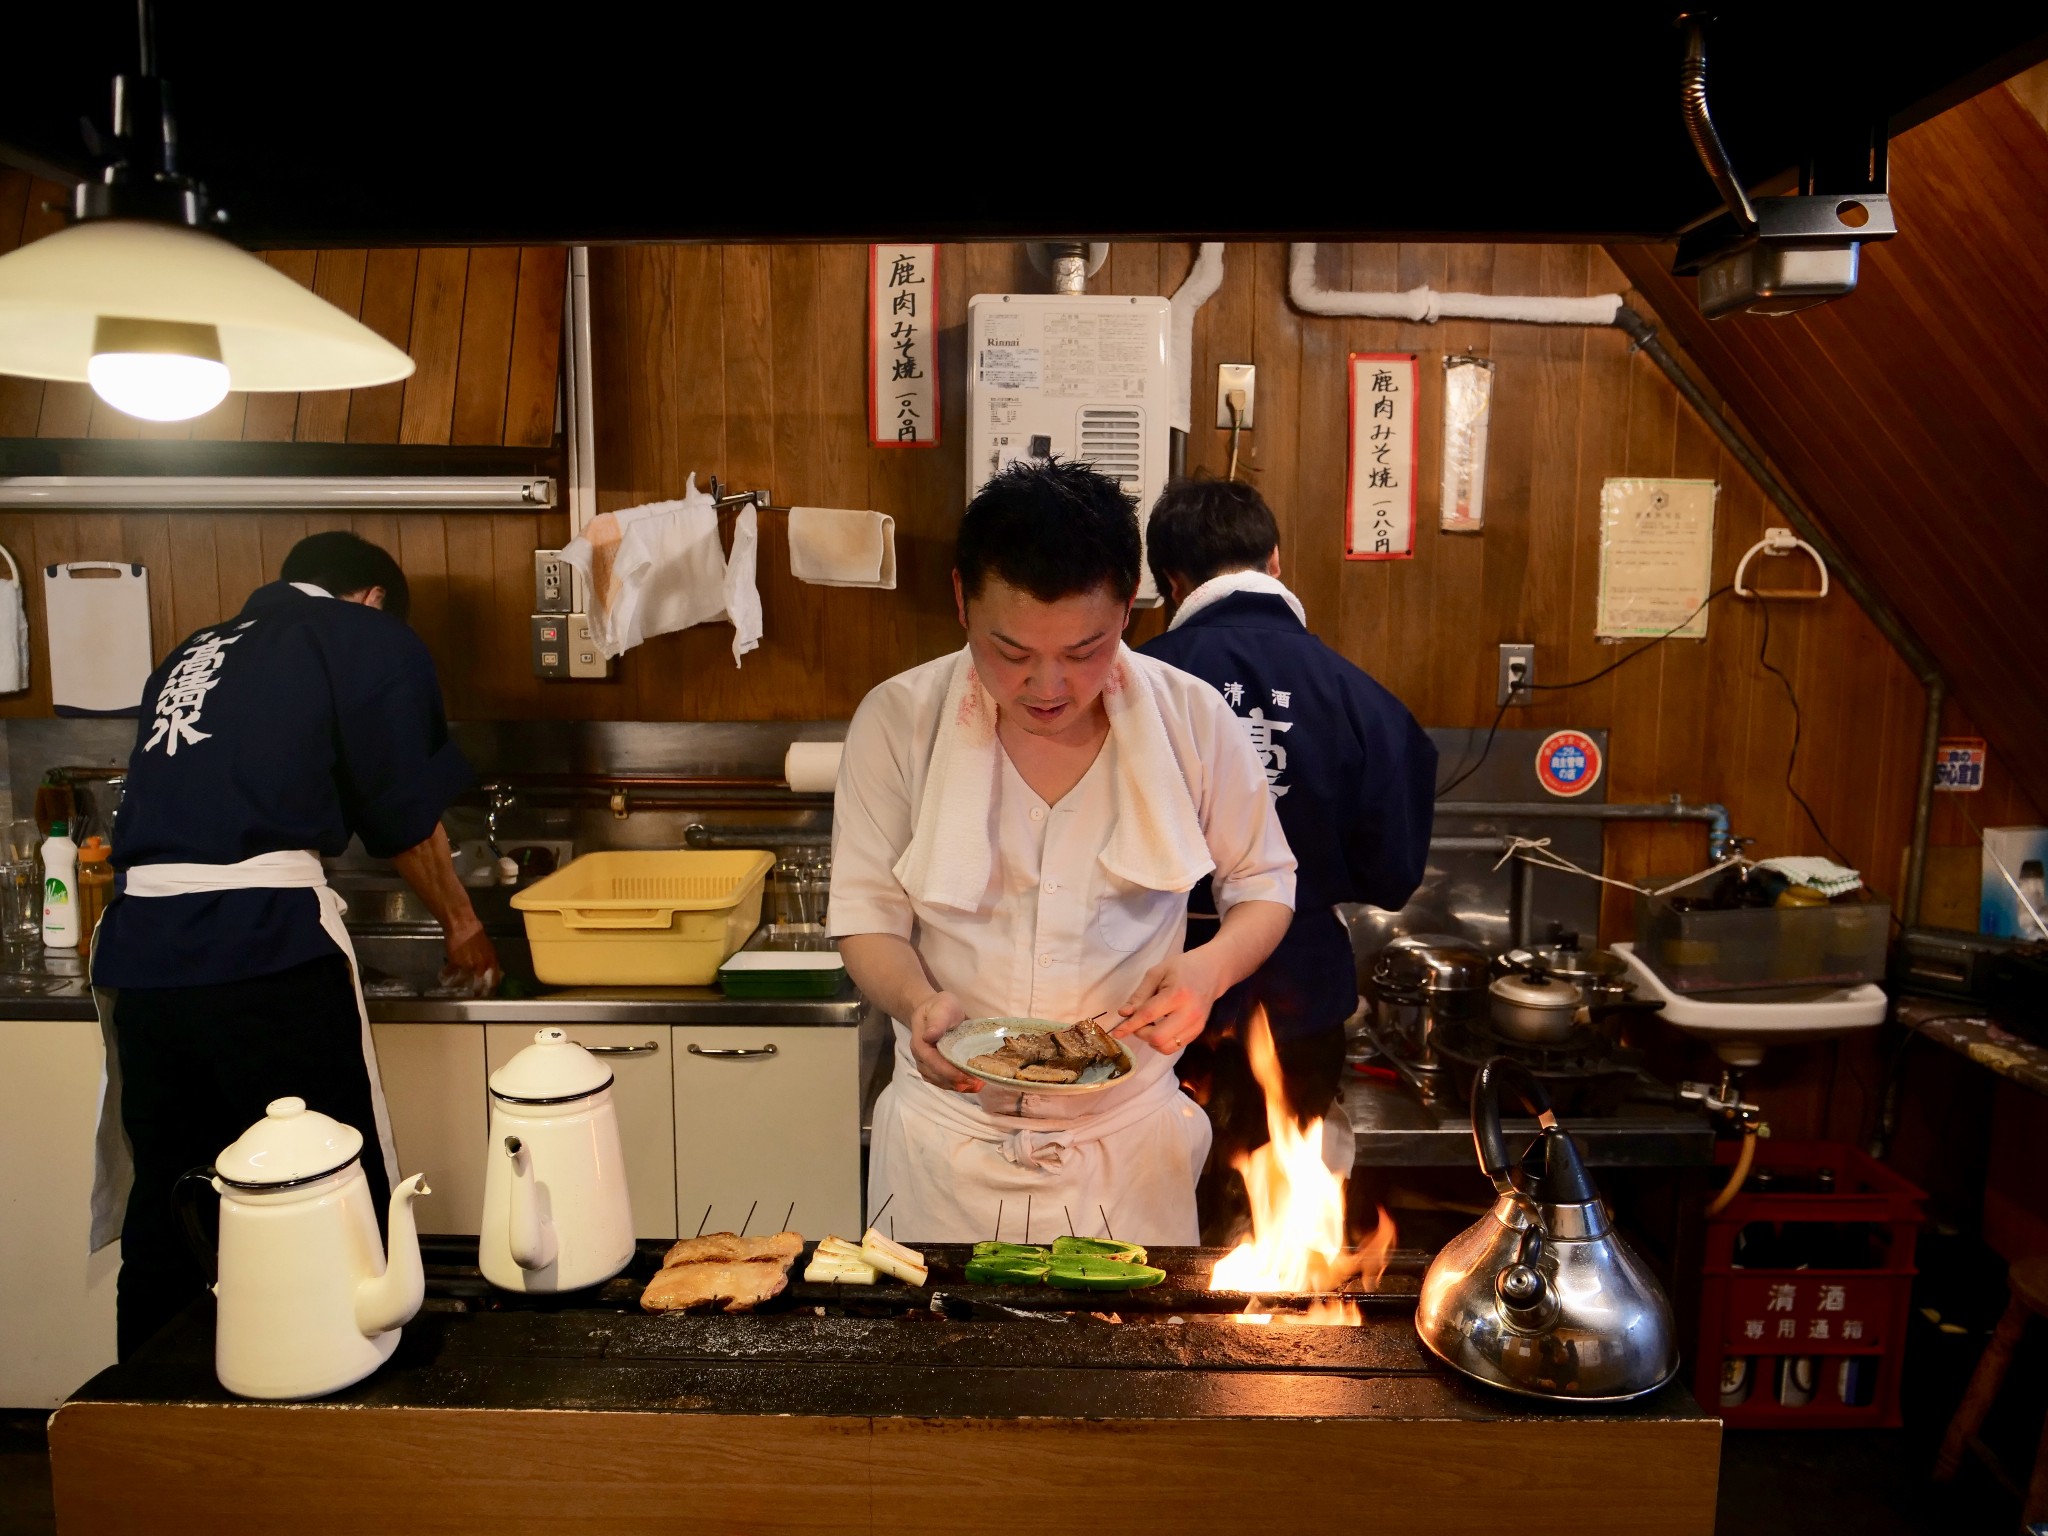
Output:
top-left (1139, 478), bottom-right (1435, 1235)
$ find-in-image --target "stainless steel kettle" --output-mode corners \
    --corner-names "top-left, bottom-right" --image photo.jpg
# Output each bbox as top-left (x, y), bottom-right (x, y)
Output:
top-left (1415, 1057), bottom-right (1679, 1401)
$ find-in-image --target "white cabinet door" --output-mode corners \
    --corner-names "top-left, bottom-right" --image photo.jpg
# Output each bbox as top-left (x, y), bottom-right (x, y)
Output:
top-left (672, 1026), bottom-right (860, 1241)
top-left (0, 1020), bottom-right (119, 1409)
top-left (487, 1023), bottom-right (676, 1241)
top-left (370, 1024), bottom-right (487, 1237)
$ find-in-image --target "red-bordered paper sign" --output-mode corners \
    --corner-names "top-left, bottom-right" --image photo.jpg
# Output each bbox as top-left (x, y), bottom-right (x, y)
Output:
top-left (1346, 352), bottom-right (1418, 559)
top-left (1934, 738), bottom-right (1986, 793)
top-left (869, 245), bottom-right (939, 447)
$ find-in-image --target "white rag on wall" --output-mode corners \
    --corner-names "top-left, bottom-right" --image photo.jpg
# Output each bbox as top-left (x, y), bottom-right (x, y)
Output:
top-left (891, 644), bottom-right (1214, 912)
top-left (788, 507), bottom-right (897, 589)
top-left (560, 474), bottom-right (763, 664)
top-left (0, 544), bottom-right (27, 694)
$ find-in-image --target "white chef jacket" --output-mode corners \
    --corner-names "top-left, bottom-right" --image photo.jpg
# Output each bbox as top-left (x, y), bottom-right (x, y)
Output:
top-left (830, 650), bottom-right (1296, 1244)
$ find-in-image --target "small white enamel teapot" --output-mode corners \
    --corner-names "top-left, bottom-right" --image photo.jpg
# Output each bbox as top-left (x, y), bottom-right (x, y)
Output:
top-left (479, 1028), bottom-right (635, 1293)
top-left (178, 1097), bottom-right (427, 1401)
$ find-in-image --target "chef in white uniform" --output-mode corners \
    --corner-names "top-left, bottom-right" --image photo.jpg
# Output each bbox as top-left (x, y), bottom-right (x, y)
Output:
top-left (830, 459), bottom-right (1295, 1245)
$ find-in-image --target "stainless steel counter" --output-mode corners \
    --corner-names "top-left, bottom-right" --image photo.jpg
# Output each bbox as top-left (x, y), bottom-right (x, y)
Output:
top-left (1342, 1068), bottom-right (1715, 1168)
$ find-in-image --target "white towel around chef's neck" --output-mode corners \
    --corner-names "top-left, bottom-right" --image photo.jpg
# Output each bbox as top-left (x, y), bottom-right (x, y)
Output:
top-left (891, 644), bottom-right (1214, 912)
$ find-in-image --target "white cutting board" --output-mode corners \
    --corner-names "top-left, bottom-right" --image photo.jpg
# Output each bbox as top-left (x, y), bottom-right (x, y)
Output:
top-left (44, 562), bottom-right (154, 716)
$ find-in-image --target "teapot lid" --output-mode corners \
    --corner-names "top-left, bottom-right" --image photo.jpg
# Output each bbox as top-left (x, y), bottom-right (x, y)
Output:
top-left (489, 1028), bottom-right (613, 1105)
top-left (216, 1097), bottom-right (363, 1189)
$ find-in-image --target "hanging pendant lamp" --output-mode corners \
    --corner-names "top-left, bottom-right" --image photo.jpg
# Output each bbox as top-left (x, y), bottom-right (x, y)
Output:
top-left (0, 6), bottom-right (413, 422)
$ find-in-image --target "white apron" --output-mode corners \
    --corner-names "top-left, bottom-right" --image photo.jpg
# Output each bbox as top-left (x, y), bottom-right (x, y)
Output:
top-left (88, 850), bottom-right (398, 1251)
top-left (867, 1055), bottom-right (1212, 1246)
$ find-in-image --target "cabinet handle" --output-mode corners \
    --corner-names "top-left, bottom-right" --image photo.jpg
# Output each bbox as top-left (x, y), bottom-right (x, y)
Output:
top-left (582, 1040), bottom-right (661, 1056)
top-left (686, 1043), bottom-right (779, 1059)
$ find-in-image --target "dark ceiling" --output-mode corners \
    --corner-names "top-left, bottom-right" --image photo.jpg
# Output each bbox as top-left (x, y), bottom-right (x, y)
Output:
top-left (5, 4), bottom-right (2046, 248)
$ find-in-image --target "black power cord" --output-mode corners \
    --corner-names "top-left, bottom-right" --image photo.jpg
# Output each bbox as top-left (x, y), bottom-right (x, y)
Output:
top-left (1524, 584), bottom-right (1734, 695)
top-left (1755, 596), bottom-right (1853, 867)
top-left (1436, 700), bottom-right (1508, 800)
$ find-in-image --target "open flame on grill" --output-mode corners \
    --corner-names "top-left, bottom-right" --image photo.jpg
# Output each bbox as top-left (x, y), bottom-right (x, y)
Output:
top-left (1208, 1007), bottom-right (1394, 1326)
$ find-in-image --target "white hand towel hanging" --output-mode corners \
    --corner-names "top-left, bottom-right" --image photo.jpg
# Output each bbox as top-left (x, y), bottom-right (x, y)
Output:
top-left (891, 645), bottom-right (1214, 912)
top-left (0, 544), bottom-right (27, 694)
top-left (560, 475), bottom-right (728, 658)
top-left (789, 507), bottom-right (897, 589)
top-left (723, 503), bottom-right (762, 667)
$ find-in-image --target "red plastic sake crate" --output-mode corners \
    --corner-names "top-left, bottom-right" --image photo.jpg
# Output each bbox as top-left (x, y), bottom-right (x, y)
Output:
top-left (1694, 1139), bottom-right (1926, 1429)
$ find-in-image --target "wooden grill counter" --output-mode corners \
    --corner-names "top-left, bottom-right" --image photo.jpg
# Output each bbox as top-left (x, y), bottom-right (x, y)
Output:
top-left (50, 1242), bottom-right (1719, 1535)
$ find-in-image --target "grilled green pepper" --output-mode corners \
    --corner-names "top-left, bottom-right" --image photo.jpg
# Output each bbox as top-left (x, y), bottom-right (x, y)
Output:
top-left (1051, 1235), bottom-right (1149, 1266)
top-left (964, 1254), bottom-right (1051, 1285)
top-left (971, 1241), bottom-right (1053, 1262)
top-left (1047, 1254), bottom-right (1167, 1291)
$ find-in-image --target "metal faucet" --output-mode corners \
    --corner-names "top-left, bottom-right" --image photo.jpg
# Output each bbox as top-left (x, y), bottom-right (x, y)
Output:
top-left (485, 784), bottom-right (517, 851)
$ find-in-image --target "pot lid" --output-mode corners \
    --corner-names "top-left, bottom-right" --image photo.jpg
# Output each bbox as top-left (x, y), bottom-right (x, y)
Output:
top-left (489, 1028), bottom-right (613, 1103)
top-left (216, 1096), bottom-right (362, 1187)
top-left (1490, 970), bottom-right (1584, 1009)
top-left (1379, 934), bottom-right (1489, 991)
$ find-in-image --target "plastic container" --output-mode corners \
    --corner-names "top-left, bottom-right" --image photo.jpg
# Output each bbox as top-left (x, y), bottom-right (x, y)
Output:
top-left (76, 836), bottom-right (113, 944)
top-left (1695, 1140), bottom-right (1924, 1429)
top-left (40, 820), bottom-right (78, 950)
top-left (510, 849), bottom-right (774, 986)
top-left (1633, 886), bottom-right (1890, 994)
top-left (718, 950), bottom-right (846, 998)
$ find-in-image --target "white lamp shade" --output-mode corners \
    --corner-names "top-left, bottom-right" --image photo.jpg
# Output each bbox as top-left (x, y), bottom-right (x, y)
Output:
top-left (0, 219), bottom-right (416, 392)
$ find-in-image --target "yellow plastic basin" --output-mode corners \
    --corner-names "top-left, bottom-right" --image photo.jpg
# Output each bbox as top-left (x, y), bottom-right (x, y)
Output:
top-left (510, 849), bottom-right (775, 987)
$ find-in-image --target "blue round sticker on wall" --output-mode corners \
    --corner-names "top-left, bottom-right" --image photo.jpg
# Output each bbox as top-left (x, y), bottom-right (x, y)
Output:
top-left (1535, 730), bottom-right (1602, 797)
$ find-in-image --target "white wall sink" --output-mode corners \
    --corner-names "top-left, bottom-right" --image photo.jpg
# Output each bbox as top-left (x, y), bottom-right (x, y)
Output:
top-left (1613, 942), bottom-right (1889, 1067)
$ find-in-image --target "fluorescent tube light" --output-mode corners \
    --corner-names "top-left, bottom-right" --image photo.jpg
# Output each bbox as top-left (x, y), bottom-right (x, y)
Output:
top-left (0, 476), bottom-right (556, 510)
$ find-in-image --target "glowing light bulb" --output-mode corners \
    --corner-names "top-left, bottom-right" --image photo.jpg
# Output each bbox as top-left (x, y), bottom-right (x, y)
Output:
top-left (87, 316), bottom-right (230, 422)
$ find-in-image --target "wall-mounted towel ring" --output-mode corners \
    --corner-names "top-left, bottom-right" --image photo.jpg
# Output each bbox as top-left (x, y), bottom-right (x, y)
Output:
top-left (1734, 527), bottom-right (1829, 601)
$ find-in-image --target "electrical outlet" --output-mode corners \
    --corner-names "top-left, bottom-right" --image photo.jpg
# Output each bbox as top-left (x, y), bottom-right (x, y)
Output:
top-left (532, 614), bottom-right (569, 678)
top-left (1215, 363), bottom-right (1256, 429)
top-left (1498, 643), bottom-right (1535, 707)
top-left (533, 550), bottom-right (571, 613)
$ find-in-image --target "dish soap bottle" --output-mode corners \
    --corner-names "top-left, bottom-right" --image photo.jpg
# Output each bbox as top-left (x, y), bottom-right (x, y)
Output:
top-left (42, 820), bottom-right (78, 949)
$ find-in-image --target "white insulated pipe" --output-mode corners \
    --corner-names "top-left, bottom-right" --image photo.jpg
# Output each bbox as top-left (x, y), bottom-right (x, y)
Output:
top-left (1169, 242), bottom-right (1227, 433)
top-left (1286, 243), bottom-right (1623, 327)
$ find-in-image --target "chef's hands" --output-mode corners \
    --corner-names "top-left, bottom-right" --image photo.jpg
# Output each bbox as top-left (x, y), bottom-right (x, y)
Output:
top-left (441, 914), bottom-right (501, 997)
top-left (909, 989), bottom-right (979, 1092)
top-left (1115, 944), bottom-right (1231, 1056)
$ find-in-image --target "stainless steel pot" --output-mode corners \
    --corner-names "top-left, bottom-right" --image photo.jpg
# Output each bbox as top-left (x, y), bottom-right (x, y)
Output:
top-left (1487, 968), bottom-right (1585, 1043)
top-left (1496, 935), bottom-right (1634, 1004)
top-left (1367, 935), bottom-right (1488, 1066)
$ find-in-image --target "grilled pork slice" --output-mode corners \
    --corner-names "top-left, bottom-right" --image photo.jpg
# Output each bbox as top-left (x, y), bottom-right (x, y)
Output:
top-left (968, 1053), bottom-right (1025, 1078)
top-left (641, 1260), bottom-right (790, 1313)
top-left (1017, 1063), bottom-right (1079, 1083)
top-left (660, 1230), bottom-right (804, 1269)
top-left (1054, 1020), bottom-right (1119, 1061)
top-left (1001, 1032), bottom-right (1059, 1063)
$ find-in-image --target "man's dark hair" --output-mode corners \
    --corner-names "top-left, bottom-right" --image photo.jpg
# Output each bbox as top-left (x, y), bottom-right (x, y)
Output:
top-left (955, 458), bottom-right (1140, 605)
top-left (280, 531), bottom-right (410, 623)
top-left (1144, 476), bottom-right (1281, 597)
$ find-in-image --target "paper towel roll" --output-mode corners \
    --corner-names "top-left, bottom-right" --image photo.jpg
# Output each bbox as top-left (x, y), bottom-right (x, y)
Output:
top-left (785, 741), bottom-right (844, 793)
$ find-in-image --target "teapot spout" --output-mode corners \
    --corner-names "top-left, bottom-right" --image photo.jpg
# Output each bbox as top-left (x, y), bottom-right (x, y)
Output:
top-left (355, 1172), bottom-right (429, 1337)
top-left (505, 1136), bottom-right (558, 1271)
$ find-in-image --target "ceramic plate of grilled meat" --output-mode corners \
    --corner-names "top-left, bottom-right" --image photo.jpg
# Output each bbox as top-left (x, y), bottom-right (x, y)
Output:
top-left (939, 1016), bottom-right (1134, 1095)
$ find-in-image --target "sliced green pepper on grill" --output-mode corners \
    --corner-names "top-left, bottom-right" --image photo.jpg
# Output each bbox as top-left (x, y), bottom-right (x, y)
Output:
top-left (1047, 1254), bottom-right (1167, 1291)
top-left (1050, 1235), bottom-right (1149, 1266)
top-left (971, 1241), bottom-right (1053, 1262)
top-left (964, 1254), bottom-right (1051, 1285)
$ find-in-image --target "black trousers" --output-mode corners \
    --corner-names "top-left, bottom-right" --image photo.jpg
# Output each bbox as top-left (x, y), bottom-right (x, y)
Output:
top-left (113, 953), bottom-right (389, 1360)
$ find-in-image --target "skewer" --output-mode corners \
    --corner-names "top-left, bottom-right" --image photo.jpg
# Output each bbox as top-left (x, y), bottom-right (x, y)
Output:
top-left (782, 1200), bottom-right (795, 1235)
top-left (1025, 1195), bottom-right (1032, 1246)
top-left (1064, 1204), bottom-right (1075, 1236)
top-left (890, 1214), bottom-right (896, 1243)
top-left (739, 1199), bottom-right (758, 1238)
top-left (1099, 1204), bottom-right (1115, 1240)
top-left (994, 1199), bottom-right (1004, 1243)
top-left (871, 1191), bottom-right (895, 1230)
top-left (695, 1204), bottom-right (712, 1238)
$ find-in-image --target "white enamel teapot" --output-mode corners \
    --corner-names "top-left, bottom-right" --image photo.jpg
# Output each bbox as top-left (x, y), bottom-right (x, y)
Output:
top-left (178, 1097), bottom-right (427, 1401)
top-left (479, 1028), bottom-right (635, 1292)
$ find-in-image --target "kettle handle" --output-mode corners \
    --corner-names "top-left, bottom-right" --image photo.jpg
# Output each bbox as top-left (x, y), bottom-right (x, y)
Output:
top-left (174, 1166), bottom-right (219, 1288)
top-left (1472, 1057), bottom-right (1555, 1185)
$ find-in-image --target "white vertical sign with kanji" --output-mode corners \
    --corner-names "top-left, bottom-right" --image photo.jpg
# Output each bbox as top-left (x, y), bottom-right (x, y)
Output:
top-left (1346, 352), bottom-right (1418, 559)
top-left (869, 244), bottom-right (938, 447)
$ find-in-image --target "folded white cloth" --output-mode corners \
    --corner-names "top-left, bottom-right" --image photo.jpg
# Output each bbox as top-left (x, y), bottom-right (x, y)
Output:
top-left (789, 507), bottom-right (897, 589)
top-left (891, 644), bottom-right (1213, 912)
top-left (723, 503), bottom-right (762, 667)
top-left (1756, 856), bottom-right (1862, 898)
top-left (561, 475), bottom-right (728, 658)
top-left (1167, 569), bottom-right (1307, 631)
top-left (0, 543), bottom-right (27, 693)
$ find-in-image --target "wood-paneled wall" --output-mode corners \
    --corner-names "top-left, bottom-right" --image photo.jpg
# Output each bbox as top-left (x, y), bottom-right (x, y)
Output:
top-left (0, 171), bottom-right (564, 447)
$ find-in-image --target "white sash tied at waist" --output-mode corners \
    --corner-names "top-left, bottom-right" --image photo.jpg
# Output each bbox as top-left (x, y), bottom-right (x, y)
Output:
top-left (89, 850), bottom-right (400, 1252)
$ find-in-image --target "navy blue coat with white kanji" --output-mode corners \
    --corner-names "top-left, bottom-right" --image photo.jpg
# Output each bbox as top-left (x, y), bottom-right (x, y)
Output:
top-left (93, 582), bottom-right (473, 990)
top-left (1140, 589), bottom-right (1436, 1040)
